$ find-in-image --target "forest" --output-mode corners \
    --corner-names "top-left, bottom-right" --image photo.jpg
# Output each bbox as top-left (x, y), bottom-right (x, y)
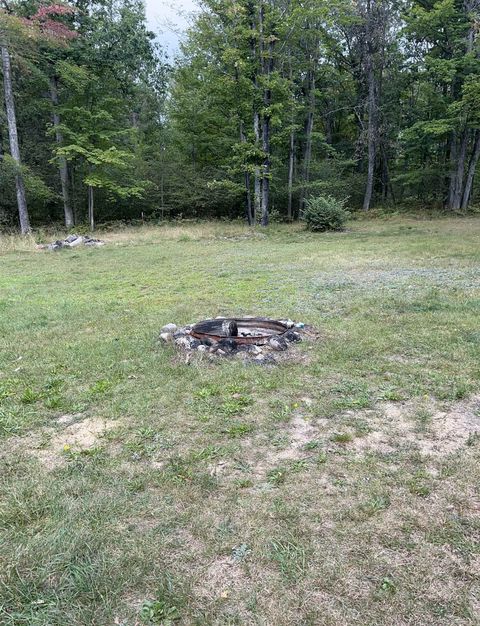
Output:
top-left (1, 0), bottom-right (480, 232)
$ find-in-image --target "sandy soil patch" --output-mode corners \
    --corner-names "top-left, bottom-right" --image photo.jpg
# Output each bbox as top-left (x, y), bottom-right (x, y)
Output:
top-left (4, 415), bottom-right (116, 469)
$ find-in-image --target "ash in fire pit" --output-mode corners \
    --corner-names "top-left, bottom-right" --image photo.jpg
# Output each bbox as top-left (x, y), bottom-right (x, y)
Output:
top-left (160, 317), bottom-right (304, 363)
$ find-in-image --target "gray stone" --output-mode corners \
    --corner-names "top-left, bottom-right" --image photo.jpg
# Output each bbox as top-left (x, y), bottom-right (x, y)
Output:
top-left (68, 236), bottom-right (84, 248)
top-left (162, 323), bottom-right (178, 333)
top-left (268, 336), bottom-right (288, 351)
top-left (175, 337), bottom-right (192, 350)
top-left (160, 332), bottom-right (173, 343)
top-left (197, 345), bottom-right (208, 353)
top-left (255, 353), bottom-right (276, 365)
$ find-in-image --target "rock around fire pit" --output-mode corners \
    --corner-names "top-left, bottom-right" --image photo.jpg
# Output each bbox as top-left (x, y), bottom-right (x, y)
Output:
top-left (38, 234), bottom-right (105, 251)
top-left (160, 317), bottom-right (306, 363)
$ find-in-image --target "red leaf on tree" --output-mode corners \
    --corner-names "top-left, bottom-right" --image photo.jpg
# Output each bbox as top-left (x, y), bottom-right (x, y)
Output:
top-left (31, 3), bottom-right (78, 41)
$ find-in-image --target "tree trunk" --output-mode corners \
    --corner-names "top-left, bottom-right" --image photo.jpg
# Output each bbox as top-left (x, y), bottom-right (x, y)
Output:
top-left (363, 56), bottom-right (376, 211)
top-left (50, 76), bottom-right (74, 228)
top-left (248, 1), bottom-right (260, 225)
top-left (461, 131), bottom-right (480, 210)
top-left (450, 128), bottom-right (469, 210)
top-left (259, 3), bottom-right (272, 227)
top-left (261, 108), bottom-right (270, 226)
top-left (88, 185), bottom-right (95, 230)
top-left (300, 71), bottom-right (315, 213)
top-left (253, 110), bottom-right (261, 224)
top-left (287, 128), bottom-right (295, 221)
top-left (240, 121), bottom-right (253, 226)
top-left (1, 45), bottom-right (30, 234)
top-left (447, 131), bottom-right (458, 208)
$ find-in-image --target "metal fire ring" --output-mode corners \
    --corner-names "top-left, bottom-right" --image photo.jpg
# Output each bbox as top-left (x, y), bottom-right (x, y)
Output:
top-left (190, 317), bottom-right (289, 345)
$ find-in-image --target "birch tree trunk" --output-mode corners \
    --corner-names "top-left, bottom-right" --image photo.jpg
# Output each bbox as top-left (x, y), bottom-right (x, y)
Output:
top-left (287, 128), bottom-right (295, 221)
top-left (1, 45), bottom-right (30, 234)
top-left (461, 131), bottom-right (480, 210)
top-left (50, 75), bottom-right (74, 228)
top-left (88, 185), bottom-right (95, 231)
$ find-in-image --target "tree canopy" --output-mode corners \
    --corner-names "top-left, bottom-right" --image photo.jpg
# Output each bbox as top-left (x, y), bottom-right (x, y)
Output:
top-left (1, 0), bottom-right (479, 230)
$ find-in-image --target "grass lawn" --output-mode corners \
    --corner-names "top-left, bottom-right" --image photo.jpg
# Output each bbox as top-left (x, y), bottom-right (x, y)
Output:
top-left (1, 217), bottom-right (479, 625)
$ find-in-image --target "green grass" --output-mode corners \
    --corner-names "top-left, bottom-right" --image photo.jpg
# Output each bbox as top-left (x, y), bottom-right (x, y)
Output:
top-left (1, 217), bottom-right (480, 625)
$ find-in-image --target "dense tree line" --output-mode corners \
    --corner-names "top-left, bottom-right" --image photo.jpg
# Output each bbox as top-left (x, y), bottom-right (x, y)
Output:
top-left (1, 0), bottom-right (479, 232)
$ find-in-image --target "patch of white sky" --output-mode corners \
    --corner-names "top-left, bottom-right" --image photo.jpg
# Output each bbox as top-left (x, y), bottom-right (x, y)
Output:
top-left (144, 0), bottom-right (198, 54)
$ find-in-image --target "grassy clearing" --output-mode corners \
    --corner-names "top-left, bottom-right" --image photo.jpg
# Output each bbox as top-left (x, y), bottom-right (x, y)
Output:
top-left (0, 217), bottom-right (479, 625)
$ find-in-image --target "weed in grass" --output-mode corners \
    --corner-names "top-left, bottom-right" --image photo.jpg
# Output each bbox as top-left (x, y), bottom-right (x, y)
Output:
top-left (269, 537), bottom-right (307, 582)
top-left (20, 387), bottom-right (40, 404)
top-left (379, 387), bottom-right (404, 401)
top-left (220, 395), bottom-right (253, 416)
top-left (222, 422), bottom-right (254, 438)
top-left (140, 599), bottom-right (181, 624)
top-left (316, 452), bottom-right (328, 465)
top-left (194, 384), bottom-right (220, 399)
top-left (357, 494), bottom-right (391, 519)
top-left (414, 408), bottom-right (432, 433)
top-left (290, 459), bottom-right (310, 472)
top-left (303, 439), bottom-right (322, 451)
top-left (43, 394), bottom-right (63, 409)
top-left (165, 456), bottom-right (193, 483)
top-left (89, 379), bottom-right (114, 395)
top-left (352, 419), bottom-right (372, 436)
top-left (331, 432), bottom-right (354, 444)
top-left (193, 445), bottom-right (228, 460)
top-left (267, 467), bottom-right (287, 486)
top-left (378, 577), bottom-right (397, 595)
top-left (407, 471), bottom-right (432, 497)
top-left (269, 402), bottom-right (293, 423)
top-left (232, 543), bottom-right (251, 562)
top-left (234, 478), bottom-right (253, 488)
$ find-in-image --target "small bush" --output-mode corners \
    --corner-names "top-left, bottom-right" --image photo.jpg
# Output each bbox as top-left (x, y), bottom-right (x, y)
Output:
top-left (302, 195), bottom-right (350, 232)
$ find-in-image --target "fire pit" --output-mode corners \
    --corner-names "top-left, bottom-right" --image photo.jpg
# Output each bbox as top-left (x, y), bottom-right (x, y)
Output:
top-left (191, 318), bottom-right (292, 345)
top-left (160, 317), bottom-right (305, 363)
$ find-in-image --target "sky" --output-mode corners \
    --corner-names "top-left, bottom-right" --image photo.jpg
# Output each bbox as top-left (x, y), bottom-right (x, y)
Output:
top-left (145, 0), bottom-right (198, 53)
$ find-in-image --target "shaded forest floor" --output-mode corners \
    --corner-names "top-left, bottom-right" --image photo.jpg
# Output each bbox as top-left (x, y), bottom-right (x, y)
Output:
top-left (1, 217), bottom-right (479, 625)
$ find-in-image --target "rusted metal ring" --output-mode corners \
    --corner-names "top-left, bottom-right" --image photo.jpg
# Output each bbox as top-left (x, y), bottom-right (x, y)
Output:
top-left (190, 318), bottom-right (289, 345)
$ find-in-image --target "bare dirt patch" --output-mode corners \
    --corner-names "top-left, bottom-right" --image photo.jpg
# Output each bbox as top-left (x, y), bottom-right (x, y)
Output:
top-left (6, 416), bottom-right (116, 469)
top-left (359, 396), bottom-right (480, 456)
top-left (238, 395), bottom-right (480, 486)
